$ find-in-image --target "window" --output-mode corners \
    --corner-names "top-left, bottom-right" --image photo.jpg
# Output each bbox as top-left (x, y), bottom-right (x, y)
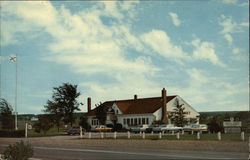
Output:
top-left (142, 118), bottom-right (145, 124)
top-left (146, 118), bottom-right (149, 124)
top-left (127, 119), bottom-right (130, 125)
top-left (92, 119), bottom-right (99, 125)
top-left (116, 110), bottom-right (119, 114)
top-left (131, 118), bottom-right (134, 126)
top-left (134, 118), bottom-right (137, 125)
top-left (139, 118), bottom-right (141, 125)
top-left (123, 118), bottom-right (126, 125)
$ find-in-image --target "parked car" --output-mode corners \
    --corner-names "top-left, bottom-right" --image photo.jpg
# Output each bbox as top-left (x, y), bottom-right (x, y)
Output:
top-left (67, 127), bottom-right (84, 135)
top-left (92, 125), bottom-right (112, 132)
top-left (183, 124), bottom-right (208, 133)
top-left (153, 124), bottom-right (183, 132)
top-left (130, 124), bottom-right (149, 133)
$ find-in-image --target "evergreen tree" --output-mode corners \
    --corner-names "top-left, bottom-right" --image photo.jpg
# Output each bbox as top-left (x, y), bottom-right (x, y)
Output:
top-left (169, 99), bottom-right (188, 127)
top-left (95, 103), bottom-right (107, 125)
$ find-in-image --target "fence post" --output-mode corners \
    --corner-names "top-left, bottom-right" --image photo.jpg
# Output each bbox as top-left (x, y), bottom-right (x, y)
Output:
top-left (248, 136), bottom-right (250, 160)
top-left (151, 131), bottom-right (154, 135)
top-left (191, 130), bottom-right (194, 135)
top-left (182, 130), bottom-right (184, 135)
top-left (127, 131), bottom-right (130, 139)
top-left (80, 126), bottom-right (83, 139)
top-left (25, 123), bottom-right (28, 138)
top-left (197, 132), bottom-right (200, 140)
top-left (88, 132), bottom-right (91, 139)
top-left (159, 132), bottom-right (162, 139)
top-left (176, 132), bottom-right (180, 140)
top-left (101, 132), bottom-right (104, 139)
top-left (241, 132), bottom-right (244, 141)
top-left (139, 131), bottom-right (142, 136)
top-left (217, 132), bottom-right (221, 141)
top-left (172, 131), bottom-right (174, 135)
top-left (114, 132), bottom-right (117, 139)
top-left (142, 132), bottom-right (145, 139)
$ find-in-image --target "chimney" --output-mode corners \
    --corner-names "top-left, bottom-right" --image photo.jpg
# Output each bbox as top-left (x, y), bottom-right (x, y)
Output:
top-left (161, 88), bottom-right (168, 124)
top-left (87, 97), bottom-right (91, 112)
top-left (134, 95), bottom-right (137, 100)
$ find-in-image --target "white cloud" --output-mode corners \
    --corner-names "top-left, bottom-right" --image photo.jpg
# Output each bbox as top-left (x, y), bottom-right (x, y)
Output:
top-left (219, 15), bottom-right (248, 35)
top-left (169, 12), bottom-right (181, 26)
top-left (232, 48), bottom-right (241, 54)
top-left (168, 68), bottom-right (248, 111)
top-left (191, 39), bottom-right (224, 67)
top-left (221, 0), bottom-right (238, 4)
top-left (224, 33), bottom-right (233, 45)
top-left (141, 29), bottom-right (189, 62)
top-left (101, 1), bottom-right (123, 19)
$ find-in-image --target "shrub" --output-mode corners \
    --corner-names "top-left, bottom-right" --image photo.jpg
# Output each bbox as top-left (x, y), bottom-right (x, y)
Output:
top-left (0, 130), bottom-right (25, 137)
top-left (1, 140), bottom-right (33, 160)
top-left (114, 123), bottom-right (123, 131)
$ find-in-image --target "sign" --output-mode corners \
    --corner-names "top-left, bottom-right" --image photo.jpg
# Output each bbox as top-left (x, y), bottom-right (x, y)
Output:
top-left (28, 125), bottom-right (32, 130)
top-left (223, 121), bottom-right (241, 127)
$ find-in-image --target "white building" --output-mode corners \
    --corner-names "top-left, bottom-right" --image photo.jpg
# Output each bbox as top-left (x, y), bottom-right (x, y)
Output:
top-left (86, 88), bottom-right (200, 129)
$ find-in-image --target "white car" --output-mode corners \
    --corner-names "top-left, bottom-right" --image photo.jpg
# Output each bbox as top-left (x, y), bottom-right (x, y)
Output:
top-left (130, 124), bottom-right (149, 133)
top-left (183, 124), bottom-right (208, 133)
top-left (153, 124), bottom-right (183, 132)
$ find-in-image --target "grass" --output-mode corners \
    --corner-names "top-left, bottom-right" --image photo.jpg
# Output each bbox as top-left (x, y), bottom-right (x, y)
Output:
top-left (27, 127), bottom-right (67, 137)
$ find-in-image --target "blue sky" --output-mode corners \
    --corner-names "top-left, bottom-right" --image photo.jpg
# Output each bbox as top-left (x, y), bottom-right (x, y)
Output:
top-left (0, 0), bottom-right (249, 114)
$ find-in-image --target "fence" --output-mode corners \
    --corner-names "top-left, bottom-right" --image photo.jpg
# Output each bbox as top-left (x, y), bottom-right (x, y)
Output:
top-left (78, 130), bottom-right (247, 141)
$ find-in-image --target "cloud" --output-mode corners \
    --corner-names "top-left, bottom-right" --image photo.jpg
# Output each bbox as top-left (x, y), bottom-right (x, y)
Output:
top-left (169, 12), bottom-right (181, 26)
top-left (221, 0), bottom-right (238, 4)
top-left (224, 33), bottom-right (233, 45)
top-left (141, 29), bottom-right (189, 62)
top-left (232, 48), bottom-right (240, 54)
top-left (219, 15), bottom-right (248, 35)
top-left (191, 39), bottom-right (224, 67)
top-left (168, 68), bottom-right (248, 111)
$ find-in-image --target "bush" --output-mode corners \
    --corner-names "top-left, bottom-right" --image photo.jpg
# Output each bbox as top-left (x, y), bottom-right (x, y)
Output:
top-left (1, 140), bottom-right (33, 160)
top-left (0, 130), bottom-right (25, 137)
top-left (114, 123), bottom-right (123, 131)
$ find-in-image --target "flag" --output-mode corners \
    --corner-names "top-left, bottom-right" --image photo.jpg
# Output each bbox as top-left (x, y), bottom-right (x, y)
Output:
top-left (10, 56), bottom-right (17, 62)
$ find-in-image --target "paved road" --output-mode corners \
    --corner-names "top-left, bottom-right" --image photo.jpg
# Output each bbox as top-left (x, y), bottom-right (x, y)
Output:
top-left (0, 144), bottom-right (249, 160)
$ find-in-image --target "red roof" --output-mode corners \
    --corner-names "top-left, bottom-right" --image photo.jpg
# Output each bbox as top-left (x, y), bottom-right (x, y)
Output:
top-left (86, 96), bottom-right (176, 116)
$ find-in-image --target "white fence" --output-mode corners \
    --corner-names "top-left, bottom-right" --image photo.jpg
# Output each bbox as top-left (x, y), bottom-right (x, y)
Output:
top-left (78, 131), bottom-right (246, 141)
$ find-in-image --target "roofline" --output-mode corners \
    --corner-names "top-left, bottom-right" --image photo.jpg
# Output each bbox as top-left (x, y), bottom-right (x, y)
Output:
top-left (105, 95), bottom-right (178, 103)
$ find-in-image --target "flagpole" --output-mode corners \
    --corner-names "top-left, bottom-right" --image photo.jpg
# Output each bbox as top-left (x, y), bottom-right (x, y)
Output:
top-left (15, 54), bottom-right (18, 130)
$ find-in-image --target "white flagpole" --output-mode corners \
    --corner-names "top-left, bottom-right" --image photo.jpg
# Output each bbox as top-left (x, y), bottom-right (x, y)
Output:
top-left (15, 54), bottom-right (18, 130)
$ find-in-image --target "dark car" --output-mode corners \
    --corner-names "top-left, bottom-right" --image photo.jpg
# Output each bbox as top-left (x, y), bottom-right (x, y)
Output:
top-left (67, 127), bottom-right (84, 135)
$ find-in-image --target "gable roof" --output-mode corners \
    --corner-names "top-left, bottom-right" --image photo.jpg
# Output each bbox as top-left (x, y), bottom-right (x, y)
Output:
top-left (86, 96), bottom-right (176, 116)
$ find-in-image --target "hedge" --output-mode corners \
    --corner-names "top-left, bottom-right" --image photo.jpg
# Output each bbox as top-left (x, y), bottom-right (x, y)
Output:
top-left (0, 130), bottom-right (25, 137)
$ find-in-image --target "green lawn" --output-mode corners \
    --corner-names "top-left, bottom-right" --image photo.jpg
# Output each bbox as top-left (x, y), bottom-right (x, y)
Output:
top-left (27, 127), bottom-right (67, 137)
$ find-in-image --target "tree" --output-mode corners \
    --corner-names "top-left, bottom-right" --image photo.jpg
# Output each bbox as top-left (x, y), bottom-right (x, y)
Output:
top-left (0, 98), bottom-right (14, 130)
top-left (95, 103), bottom-right (107, 125)
top-left (44, 83), bottom-right (81, 127)
top-left (207, 115), bottom-right (223, 133)
top-left (169, 99), bottom-right (188, 127)
top-left (33, 114), bottom-right (53, 135)
top-left (79, 116), bottom-right (91, 131)
top-left (43, 100), bottom-right (63, 132)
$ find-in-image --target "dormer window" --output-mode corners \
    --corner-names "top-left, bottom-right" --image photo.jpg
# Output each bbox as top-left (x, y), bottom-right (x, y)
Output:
top-left (116, 110), bottom-right (119, 114)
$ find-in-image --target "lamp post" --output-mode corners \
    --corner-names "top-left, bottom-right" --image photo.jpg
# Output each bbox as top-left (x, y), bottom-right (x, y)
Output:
top-left (10, 55), bottom-right (18, 130)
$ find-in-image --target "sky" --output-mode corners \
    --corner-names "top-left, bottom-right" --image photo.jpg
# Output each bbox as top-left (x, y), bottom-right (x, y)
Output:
top-left (0, 0), bottom-right (249, 114)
